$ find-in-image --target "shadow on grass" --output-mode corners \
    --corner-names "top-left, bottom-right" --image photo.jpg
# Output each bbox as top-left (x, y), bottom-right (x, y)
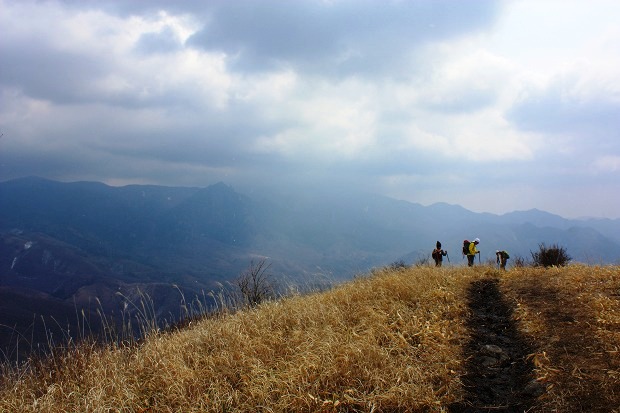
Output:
top-left (450, 278), bottom-right (541, 413)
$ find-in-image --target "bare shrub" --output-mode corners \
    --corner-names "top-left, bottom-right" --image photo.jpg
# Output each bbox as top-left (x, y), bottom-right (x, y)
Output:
top-left (512, 255), bottom-right (527, 268)
top-left (414, 254), bottom-right (431, 267)
top-left (236, 259), bottom-right (274, 307)
top-left (530, 243), bottom-right (572, 267)
top-left (388, 259), bottom-right (408, 270)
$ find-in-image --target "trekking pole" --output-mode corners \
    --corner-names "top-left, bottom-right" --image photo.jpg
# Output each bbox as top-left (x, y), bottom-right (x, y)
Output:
top-left (478, 251), bottom-right (481, 264)
top-left (446, 252), bottom-right (450, 263)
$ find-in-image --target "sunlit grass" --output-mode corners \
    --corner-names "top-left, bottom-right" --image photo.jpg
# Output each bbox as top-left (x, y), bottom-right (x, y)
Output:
top-left (502, 264), bottom-right (620, 412)
top-left (1, 264), bottom-right (618, 412)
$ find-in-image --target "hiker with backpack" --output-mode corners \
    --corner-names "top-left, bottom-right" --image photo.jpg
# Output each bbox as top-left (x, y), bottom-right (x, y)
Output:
top-left (496, 250), bottom-right (510, 270)
top-left (432, 241), bottom-right (448, 267)
top-left (463, 238), bottom-right (480, 267)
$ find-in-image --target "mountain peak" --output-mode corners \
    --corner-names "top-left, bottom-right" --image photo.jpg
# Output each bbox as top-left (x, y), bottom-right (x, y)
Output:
top-left (208, 181), bottom-right (232, 191)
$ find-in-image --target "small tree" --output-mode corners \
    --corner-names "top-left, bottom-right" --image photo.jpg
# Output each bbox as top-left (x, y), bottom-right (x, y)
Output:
top-left (236, 259), bottom-right (274, 307)
top-left (530, 243), bottom-right (571, 267)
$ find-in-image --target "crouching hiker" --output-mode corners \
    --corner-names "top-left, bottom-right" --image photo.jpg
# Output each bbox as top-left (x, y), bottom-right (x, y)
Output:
top-left (496, 250), bottom-right (510, 270)
top-left (432, 241), bottom-right (448, 267)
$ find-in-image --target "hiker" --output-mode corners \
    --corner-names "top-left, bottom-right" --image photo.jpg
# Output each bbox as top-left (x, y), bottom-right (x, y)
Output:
top-left (432, 241), bottom-right (448, 267)
top-left (467, 238), bottom-right (480, 267)
top-left (496, 250), bottom-right (510, 270)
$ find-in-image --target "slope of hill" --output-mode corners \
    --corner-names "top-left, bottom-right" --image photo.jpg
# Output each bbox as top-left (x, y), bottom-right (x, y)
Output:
top-left (1, 265), bottom-right (618, 412)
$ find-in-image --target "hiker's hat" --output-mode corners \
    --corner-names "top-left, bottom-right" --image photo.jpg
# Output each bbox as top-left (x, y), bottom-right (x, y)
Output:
top-left (474, 238), bottom-right (480, 243)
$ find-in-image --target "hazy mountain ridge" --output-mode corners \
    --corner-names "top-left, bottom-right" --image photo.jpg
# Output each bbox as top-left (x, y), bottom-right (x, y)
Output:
top-left (2, 177), bottom-right (619, 277)
top-left (0, 177), bottom-right (619, 358)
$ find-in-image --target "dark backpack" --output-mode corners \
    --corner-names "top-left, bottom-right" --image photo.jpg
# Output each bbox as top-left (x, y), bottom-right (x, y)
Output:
top-left (462, 240), bottom-right (470, 255)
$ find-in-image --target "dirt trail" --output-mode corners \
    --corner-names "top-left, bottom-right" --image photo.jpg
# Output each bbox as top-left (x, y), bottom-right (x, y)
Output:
top-left (450, 278), bottom-right (543, 412)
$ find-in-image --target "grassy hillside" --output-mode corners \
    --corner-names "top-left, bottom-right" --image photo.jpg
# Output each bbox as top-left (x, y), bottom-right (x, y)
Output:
top-left (0, 265), bottom-right (618, 412)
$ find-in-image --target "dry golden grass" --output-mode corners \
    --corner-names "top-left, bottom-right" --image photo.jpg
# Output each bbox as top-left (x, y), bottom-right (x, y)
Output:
top-left (502, 264), bottom-right (620, 412)
top-left (0, 264), bottom-right (618, 412)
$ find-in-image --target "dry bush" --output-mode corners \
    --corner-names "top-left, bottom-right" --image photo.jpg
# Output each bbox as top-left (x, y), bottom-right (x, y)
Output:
top-left (530, 243), bottom-right (571, 267)
top-left (235, 259), bottom-right (275, 307)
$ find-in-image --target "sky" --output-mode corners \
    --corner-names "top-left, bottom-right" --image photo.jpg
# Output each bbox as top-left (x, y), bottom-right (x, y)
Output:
top-left (1, 0), bottom-right (619, 219)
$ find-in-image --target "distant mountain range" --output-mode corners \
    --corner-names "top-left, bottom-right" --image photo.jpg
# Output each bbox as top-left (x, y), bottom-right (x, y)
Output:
top-left (1, 176), bottom-right (619, 359)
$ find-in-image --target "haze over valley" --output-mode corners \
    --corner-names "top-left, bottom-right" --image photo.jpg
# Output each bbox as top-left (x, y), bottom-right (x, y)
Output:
top-left (1, 177), bottom-right (619, 359)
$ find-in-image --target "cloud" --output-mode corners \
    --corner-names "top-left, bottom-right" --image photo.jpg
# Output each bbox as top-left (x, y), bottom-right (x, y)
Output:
top-left (134, 26), bottom-right (184, 55)
top-left (187, 0), bottom-right (502, 77)
top-left (416, 47), bottom-right (512, 114)
top-left (0, 0), bottom-right (619, 219)
top-left (594, 156), bottom-right (620, 173)
top-left (508, 76), bottom-right (620, 142)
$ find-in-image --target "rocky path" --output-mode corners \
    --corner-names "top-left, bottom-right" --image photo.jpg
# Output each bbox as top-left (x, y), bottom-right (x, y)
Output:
top-left (450, 278), bottom-right (544, 412)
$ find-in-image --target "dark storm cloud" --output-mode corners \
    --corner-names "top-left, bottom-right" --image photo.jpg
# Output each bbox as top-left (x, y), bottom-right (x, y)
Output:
top-left (186, 0), bottom-right (502, 76)
top-left (54, 0), bottom-right (203, 16)
top-left (1, 0), bottom-right (619, 218)
top-left (0, 43), bottom-right (106, 105)
top-left (0, 33), bottom-right (153, 108)
top-left (508, 79), bottom-right (620, 146)
top-left (91, 122), bottom-right (271, 168)
top-left (58, 0), bottom-right (503, 65)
